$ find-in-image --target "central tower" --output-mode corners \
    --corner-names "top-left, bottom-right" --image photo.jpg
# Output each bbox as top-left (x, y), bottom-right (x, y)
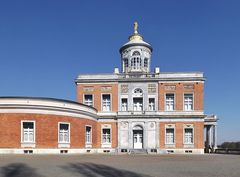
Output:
top-left (119, 22), bottom-right (153, 74)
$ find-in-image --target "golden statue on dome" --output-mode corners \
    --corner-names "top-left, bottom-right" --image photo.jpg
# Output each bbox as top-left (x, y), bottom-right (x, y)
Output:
top-left (128, 21), bottom-right (143, 41)
top-left (134, 21), bottom-right (138, 34)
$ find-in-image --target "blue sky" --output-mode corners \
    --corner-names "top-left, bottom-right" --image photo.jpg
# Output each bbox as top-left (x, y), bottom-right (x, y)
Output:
top-left (0, 0), bottom-right (239, 144)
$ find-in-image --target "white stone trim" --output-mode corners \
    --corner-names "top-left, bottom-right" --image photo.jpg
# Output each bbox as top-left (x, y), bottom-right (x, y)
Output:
top-left (101, 124), bottom-right (112, 148)
top-left (0, 98), bottom-right (97, 121)
top-left (183, 124), bottom-right (194, 146)
top-left (165, 124), bottom-right (175, 147)
top-left (101, 93), bottom-right (112, 112)
top-left (97, 119), bottom-right (117, 122)
top-left (165, 93), bottom-right (175, 111)
top-left (0, 148), bottom-right (116, 154)
top-left (162, 148), bottom-right (204, 154)
top-left (159, 81), bottom-right (204, 83)
top-left (160, 119), bottom-right (204, 122)
top-left (21, 120), bottom-right (36, 148)
top-left (85, 125), bottom-right (92, 147)
top-left (83, 94), bottom-right (94, 107)
top-left (58, 122), bottom-right (70, 148)
top-left (183, 92), bottom-right (194, 111)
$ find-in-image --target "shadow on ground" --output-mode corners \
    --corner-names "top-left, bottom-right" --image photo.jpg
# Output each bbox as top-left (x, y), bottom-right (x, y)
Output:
top-left (62, 163), bottom-right (152, 177)
top-left (0, 163), bottom-right (43, 177)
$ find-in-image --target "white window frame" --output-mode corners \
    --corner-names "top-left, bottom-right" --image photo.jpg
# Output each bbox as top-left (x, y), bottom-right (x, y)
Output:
top-left (183, 93), bottom-right (194, 111)
top-left (21, 120), bottom-right (35, 144)
top-left (101, 94), bottom-right (112, 112)
top-left (121, 98), bottom-right (128, 111)
top-left (165, 124), bottom-right (175, 146)
top-left (133, 97), bottom-right (143, 111)
top-left (101, 126), bottom-right (112, 147)
top-left (165, 93), bottom-right (175, 111)
top-left (58, 122), bottom-right (70, 144)
top-left (83, 94), bottom-right (94, 107)
top-left (85, 125), bottom-right (92, 145)
top-left (148, 98), bottom-right (155, 111)
top-left (183, 125), bottom-right (194, 145)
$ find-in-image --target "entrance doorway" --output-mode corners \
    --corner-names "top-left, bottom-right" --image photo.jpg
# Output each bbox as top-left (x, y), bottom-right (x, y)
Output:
top-left (133, 125), bottom-right (143, 149)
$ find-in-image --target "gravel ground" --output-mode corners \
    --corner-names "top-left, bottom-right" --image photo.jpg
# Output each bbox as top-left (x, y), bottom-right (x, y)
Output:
top-left (0, 154), bottom-right (239, 177)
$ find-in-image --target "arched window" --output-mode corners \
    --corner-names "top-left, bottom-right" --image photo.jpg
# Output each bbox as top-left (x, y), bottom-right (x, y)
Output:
top-left (134, 88), bottom-right (143, 95)
top-left (131, 51), bottom-right (141, 70)
top-left (144, 58), bottom-right (148, 67)
top-left (124, 59), bottom-right (128, 67)
top-left (132, 51), bottom-right (140, 56)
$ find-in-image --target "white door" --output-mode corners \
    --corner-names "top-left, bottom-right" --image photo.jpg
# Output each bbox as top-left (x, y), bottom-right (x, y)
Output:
top-left (133, 130), bottom-right (143, 149)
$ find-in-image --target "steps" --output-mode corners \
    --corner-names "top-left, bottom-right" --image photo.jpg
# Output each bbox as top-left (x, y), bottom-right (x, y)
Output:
top-left (129, 149), bottom-right (148, 154)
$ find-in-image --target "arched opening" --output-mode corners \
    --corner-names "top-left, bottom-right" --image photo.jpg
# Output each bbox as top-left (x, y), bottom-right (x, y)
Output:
top-left (133, 125), bottom-right (143, 149)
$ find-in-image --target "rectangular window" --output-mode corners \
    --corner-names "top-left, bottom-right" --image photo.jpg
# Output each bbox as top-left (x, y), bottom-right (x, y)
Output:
top-left (84, 94), bottom-right (93, 107)
top-left (184, 94), bottom-right (193, 111)
top-left (166, 94), bottom-right (174, 111)
top-left (102, 128), bottom-right (111, 143)
top-left (133, 98), bottom-right (143, 111)
top-left (148, 98), bottom-right (155, 111)
top-left (121, 98), bottom-right (128, 111)
top-left (184, 128), bottom-right (193, 144)
top-left (59, 123), bottom-right (70, 143)
top-left (22, 122), bottom-right (35, 143)
top-left (166, 128), bottom-right (175, 144)
top-left (102, 94), bottom-right (111, 111)
top-left (85, 126), bottom-right (92, 144)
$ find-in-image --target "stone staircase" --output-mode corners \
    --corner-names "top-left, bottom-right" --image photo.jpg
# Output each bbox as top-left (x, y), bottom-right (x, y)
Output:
top-left (129, 149), bottom-right (148, 154)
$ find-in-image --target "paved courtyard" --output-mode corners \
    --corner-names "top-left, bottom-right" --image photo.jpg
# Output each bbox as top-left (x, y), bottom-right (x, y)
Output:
top-left (0, 154), bottom-right (239, 177)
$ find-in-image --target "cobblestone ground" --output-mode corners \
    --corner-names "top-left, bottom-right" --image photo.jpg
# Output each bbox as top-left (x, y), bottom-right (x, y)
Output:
top-left (0, 154), bottom-right (239, 177)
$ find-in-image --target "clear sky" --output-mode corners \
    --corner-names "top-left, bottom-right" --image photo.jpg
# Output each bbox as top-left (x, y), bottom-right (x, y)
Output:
top-left (0, 0), bottom-right (239, 144)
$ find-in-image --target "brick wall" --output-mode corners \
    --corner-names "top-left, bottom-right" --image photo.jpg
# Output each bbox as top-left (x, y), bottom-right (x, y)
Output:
top-left (159, 122), bottom-right (204, 149)
top-left (0, 113), bottom-right (97, 148)
top-left (158, 82), bottom-right (204, 111)
top-left (76, 83), bottom-right (118, 112)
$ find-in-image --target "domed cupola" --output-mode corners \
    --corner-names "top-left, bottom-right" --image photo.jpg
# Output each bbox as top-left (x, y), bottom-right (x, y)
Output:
top-left (120, 22), bottom-right (153, 73)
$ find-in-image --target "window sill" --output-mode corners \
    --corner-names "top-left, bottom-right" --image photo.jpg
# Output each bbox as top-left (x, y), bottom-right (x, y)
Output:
top-left (58, 143), bottom-right (70, 148)
top-left (101, 143), bottom-right (112, 148)
top-left (184, 144), bottom-right (194, 148)
top-left (85, 143), bottom-right (92, 148)
top-left (165, 144), bottom-right (175, 148)
top-left (21, 142), bottom-right (35, 148)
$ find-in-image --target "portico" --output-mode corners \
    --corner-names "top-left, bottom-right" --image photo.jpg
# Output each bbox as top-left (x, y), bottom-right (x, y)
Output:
top-left (204, 115), bottom-right (218, 151)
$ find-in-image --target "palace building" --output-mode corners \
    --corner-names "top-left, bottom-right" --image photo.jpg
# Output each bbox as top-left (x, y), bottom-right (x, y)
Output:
top-left (0, 23), bottom-right (217, 154)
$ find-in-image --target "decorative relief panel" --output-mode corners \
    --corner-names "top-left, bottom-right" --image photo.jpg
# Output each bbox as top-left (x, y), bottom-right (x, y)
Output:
top-left (165, 124), bottom-right (175, 128)
top-left (121, 121), bottom-right (128, 130)
top-left (148, 84), bottom-right (156, 93)
top-left (184, 84), bottom-right (194, 89)
top-left (165, 85), bottom-right (176, 91)
top-left (83, 87), bottom-right (94, 92)
top-left (102, 124), bottom-right (111, 128)
top-left (101, 86), bottom-right (112, 91)
top-left (148, 122), bottom-right (155, 129)
top-left (121, 85), bottom-right (128, 93)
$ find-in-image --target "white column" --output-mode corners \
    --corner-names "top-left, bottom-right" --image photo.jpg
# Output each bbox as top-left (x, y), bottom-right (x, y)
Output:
top-left (156, 121), bottom-right (160, 149)
top-left (209, 125), bottom-right (213, 147)
top-left (213, 125), bottom-right (217, 149)
top-left (117, 121), bottom-right (121, 150)
top-left (128, 121), bottom-right (133, 149)
top-left (143, 122), bottom-right (147, 149)
top-left (206, 125), bottom-right (211, 148)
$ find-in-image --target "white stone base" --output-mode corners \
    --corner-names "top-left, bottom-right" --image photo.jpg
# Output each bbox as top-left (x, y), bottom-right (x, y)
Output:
top-left (0, 148), bottom-right (116, 154)
top-left (163, 148), bottom-right (204, 154)
top-left (0, 148), bottom-right (204, 154)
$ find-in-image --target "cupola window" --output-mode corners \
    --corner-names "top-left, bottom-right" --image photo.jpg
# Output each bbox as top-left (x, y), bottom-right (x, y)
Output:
top-left (144, 58), bottom-right (148, 67)
top-left (131, 51), bottom-right (141, 70)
